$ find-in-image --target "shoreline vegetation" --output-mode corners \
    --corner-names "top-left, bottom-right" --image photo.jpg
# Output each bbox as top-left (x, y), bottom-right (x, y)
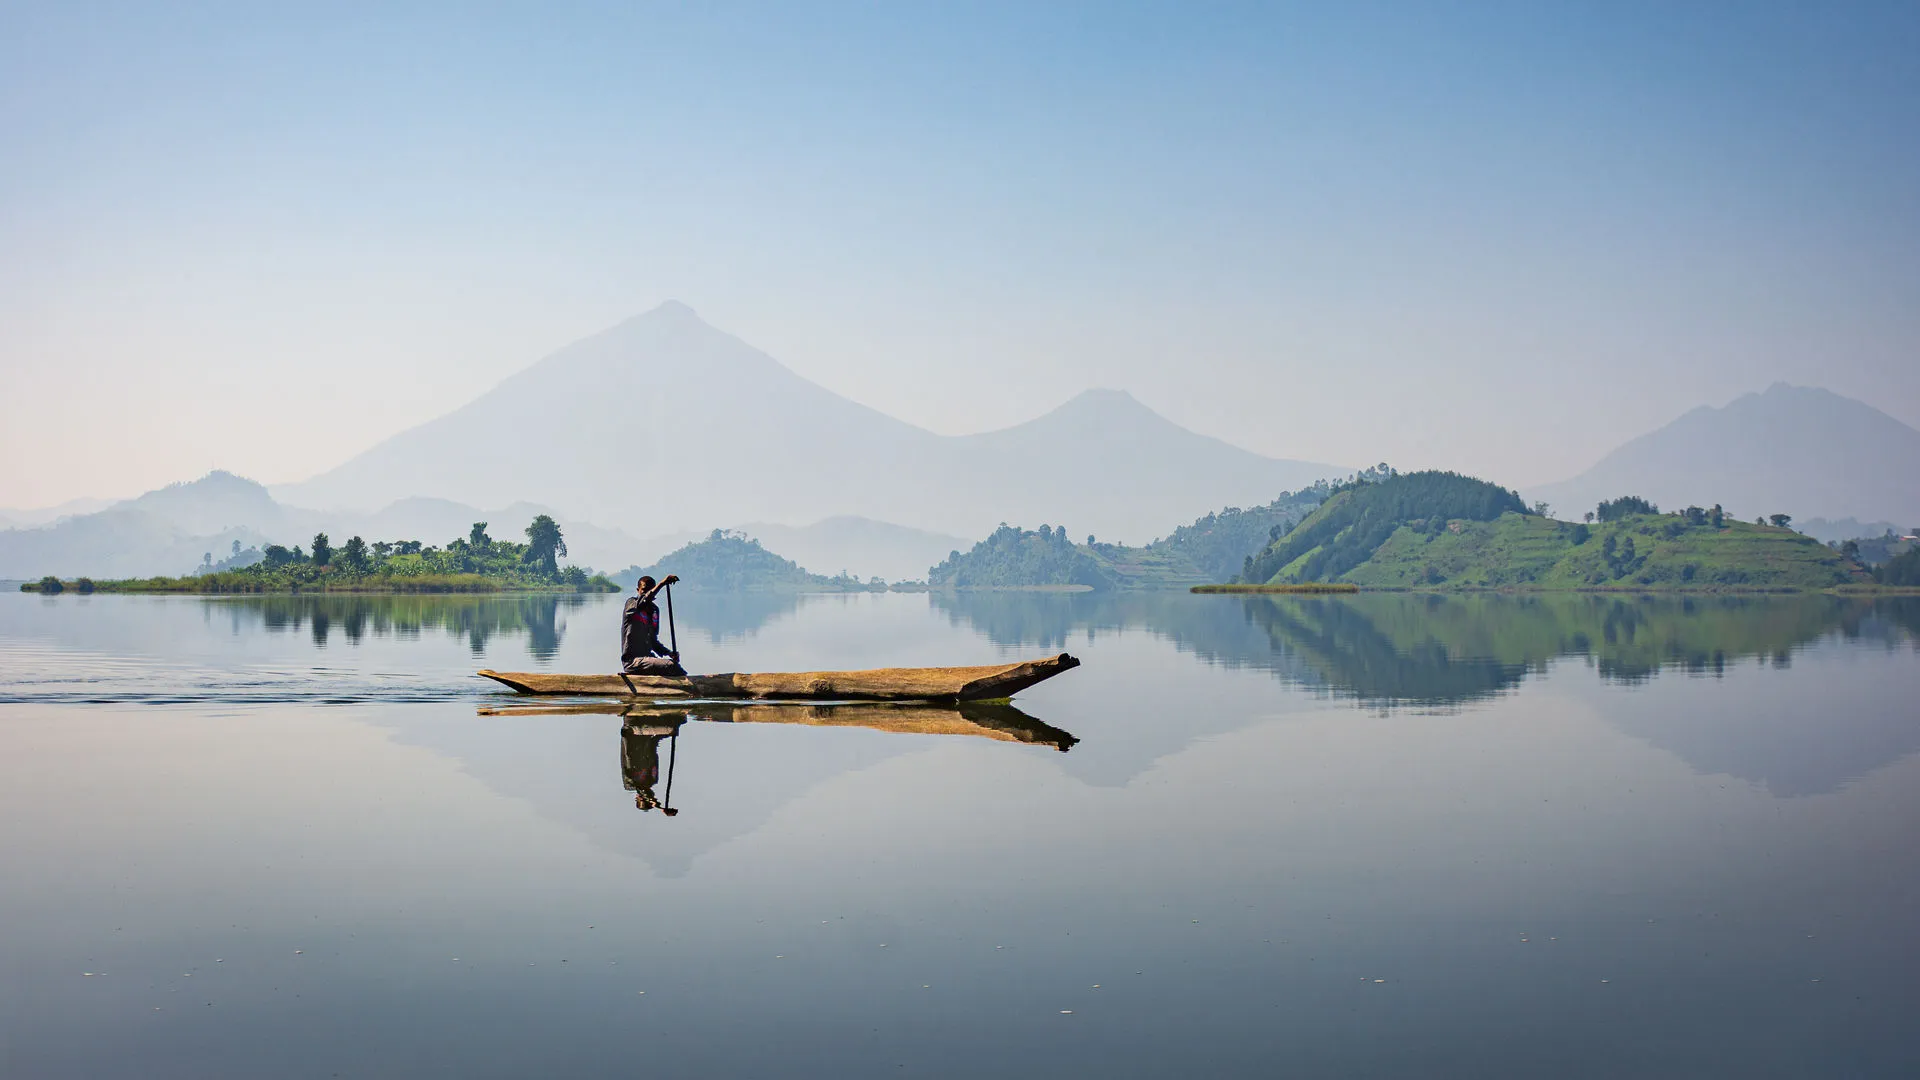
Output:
top-left (1191, 582), bottom-right (1920, 595)
top-left (1191, 583), bottom-right (1360, 594)
top-left (20, 469), bottom-right (1916, 598)
top-left (20, 515), bottom-right (619, 595)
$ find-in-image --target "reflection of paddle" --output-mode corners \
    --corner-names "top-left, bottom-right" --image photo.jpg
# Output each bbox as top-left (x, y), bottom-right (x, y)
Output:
top-left (663, 724), bottom-right (679, 815)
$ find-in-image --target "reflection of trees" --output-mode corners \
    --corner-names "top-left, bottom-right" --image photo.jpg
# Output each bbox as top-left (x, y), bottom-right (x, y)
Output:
top-left (213, 594), bottom-right (588, 660)
top-left (934, 590), bottom-right (1918, 707)
top-left (676, 592), bottom-right (805, 643)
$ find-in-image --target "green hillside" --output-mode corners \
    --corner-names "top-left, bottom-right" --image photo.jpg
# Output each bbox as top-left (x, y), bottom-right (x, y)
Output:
top-left (929, 525), bottom-right (1131, 590)
top-left (1243, 470), bottom-right (1531, 584)
top-left (928, 488), bottom-right (1329, 591)
top-left (618, 529), bottom-right (880, 592)
top-left (1241, 472), bottom-right (1870, 590)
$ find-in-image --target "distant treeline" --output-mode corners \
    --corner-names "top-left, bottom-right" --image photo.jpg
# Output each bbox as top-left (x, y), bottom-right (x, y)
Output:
top-left (22, 516), bottom-right (617, 594)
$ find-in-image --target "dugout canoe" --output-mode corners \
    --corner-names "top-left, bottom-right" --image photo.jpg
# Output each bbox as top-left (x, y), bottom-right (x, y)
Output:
top-left (476, 699), bottom-right (1078, 751)
top-left (476, 652), bottom-right (1079, 703)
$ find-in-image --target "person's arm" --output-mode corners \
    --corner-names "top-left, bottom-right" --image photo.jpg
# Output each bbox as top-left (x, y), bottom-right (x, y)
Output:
top-left (637, 574), bottom-right (679, 604)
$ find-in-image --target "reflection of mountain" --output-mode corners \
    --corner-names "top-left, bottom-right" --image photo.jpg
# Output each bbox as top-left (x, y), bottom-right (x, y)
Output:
top-left (934, 590), bottom-right (1920, 795)
top-left (937, 590), bottom-right (1917, 708)
top-left (218, 594), bottom-right (591, 658)
top-left (386, 700), bottom-right (1073, 877)
top-left (1601, 631), bottom-right (1920, 797)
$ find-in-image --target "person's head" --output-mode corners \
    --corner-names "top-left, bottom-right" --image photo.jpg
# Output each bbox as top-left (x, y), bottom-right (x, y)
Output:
top-left (636, 575), bottom-right (656, 594)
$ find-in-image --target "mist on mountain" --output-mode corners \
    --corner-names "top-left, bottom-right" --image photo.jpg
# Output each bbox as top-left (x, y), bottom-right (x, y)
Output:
top-left (273, 302), bottom-right (1338, 544)
top-left (1528, 384), bottom-right (1920, 526)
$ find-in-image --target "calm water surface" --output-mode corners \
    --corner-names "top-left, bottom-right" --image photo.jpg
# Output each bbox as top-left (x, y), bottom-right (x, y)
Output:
top-left (1, 590), bottom-right (1917, 1077)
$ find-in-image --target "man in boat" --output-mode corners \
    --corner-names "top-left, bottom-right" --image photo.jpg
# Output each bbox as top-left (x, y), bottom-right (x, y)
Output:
top-left (622, 574), bottom-right (685, 675)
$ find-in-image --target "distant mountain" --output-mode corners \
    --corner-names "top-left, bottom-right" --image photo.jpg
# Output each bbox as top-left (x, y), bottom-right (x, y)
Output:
top-left (1798, 517), bottom-right (1910, 545)
top-left (0, 469), bottom-right (962, 583)
top-left (0, 473), bottom-right (279, 579)
top-left (733, 516), bottom-right (970, 583)
top-left (1528, 384), bottom-right (1920, 526)
top-left (0, 472), bottom-right (652, 580)
top-left (275, 302), bottom-right (1339, 543)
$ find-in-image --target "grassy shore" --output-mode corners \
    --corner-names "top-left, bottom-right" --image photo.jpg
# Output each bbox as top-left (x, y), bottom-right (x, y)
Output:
top-left (1190, 581), bottom-right (1920, 595)
top-left (21, 573), bottom-right (619, 595)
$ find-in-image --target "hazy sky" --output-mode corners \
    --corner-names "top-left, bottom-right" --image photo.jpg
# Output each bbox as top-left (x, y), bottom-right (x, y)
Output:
top-left (3, 1), bottom-right (1916, 509)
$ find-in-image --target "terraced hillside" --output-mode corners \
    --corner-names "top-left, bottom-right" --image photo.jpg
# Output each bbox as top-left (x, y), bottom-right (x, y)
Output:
top-left (1243, 471), bottom-right (1870, 590)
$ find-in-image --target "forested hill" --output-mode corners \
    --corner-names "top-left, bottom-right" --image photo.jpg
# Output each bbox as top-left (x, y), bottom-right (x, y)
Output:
top-left (1240, 471), bottom-right (1872, 590)
top-left (927, 487), bottom-right (1329, 590)
top-left (1243, 471), bottom-right (1529, 584)
top-left (615, 530), bottom-right (879, 592)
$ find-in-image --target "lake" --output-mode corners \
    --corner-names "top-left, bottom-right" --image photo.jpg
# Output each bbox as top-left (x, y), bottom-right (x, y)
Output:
top-left (2, 589), bottom-right (1917, 1077)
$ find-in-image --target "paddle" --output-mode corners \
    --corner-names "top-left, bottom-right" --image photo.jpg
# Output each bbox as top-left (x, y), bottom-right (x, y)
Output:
top-left (665, 581), bottom-right (679, 665)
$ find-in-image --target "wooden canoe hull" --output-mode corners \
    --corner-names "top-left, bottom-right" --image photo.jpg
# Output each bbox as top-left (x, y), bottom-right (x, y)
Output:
top-left (476, 652), bottom-right (1079, 702)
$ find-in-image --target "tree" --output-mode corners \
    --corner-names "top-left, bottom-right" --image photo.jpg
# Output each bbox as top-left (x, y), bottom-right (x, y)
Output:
top-left (469, 522), bottom-right (491, 550)
top-left (36, 575), bottom-right (64, 594)
top-left (1841, 539), bottom-right (1861, 560)
top-left (1710, 504), bottom-right (1724, 528)
top-left (262, 544), bottom-right (294, 569)
top-left (1533, 501), bottom-right (1551, 518)
top-left (1769, 514), bottom-right (1792, 529)
top-left (1583, 511), bottom-right (1595, 525)
top-left (339, 536), bottom-right (369, 572)
top-left (232, 539), bottom-right (242, 557)
top-left (1682, 506), bottom-right (1709, 527)
top-left (311, 533), bottom-right (332, 567)
top-left (202, 552), bottom-right (213, 569)
top-left (1569, 523), bottom-right (1591, 546)
top-left (1596, 496), bottom-right (1658, 522)
top-left (523, 515), bottom-right (567, 576)
top-left (372, 541), bottom-right (393, 559)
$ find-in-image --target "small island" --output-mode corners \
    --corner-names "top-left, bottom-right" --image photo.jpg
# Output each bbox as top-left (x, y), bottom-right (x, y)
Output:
top-left (20, 516), bottom-right (619, 595)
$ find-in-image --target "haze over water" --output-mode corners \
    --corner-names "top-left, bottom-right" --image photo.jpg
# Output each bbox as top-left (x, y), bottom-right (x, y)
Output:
top-left (2, 590), bottom-right (1917, 1077)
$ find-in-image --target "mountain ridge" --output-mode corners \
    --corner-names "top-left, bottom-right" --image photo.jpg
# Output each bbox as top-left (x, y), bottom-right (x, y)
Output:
top-left (273, 302), bottom-right (1340, 543)
top-left (1528, 383), bottom-right (1920, 526)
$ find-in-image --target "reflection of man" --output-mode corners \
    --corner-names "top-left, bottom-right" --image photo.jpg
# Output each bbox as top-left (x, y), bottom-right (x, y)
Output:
top-left (621, 722), bottom-right (680, 815)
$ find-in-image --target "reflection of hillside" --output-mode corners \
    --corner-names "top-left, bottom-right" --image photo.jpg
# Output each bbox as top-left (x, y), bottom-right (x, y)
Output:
top-left (931, 591), bottom-right (1305, 674)
top-left (1242, 596), bottom-right (1532, 706)
top-left (210, 594), bottom-right (592, 658)
top-left (674, 592), bottom-right (805, 643)
top-left (934, 590), bottom-right (1919, 708)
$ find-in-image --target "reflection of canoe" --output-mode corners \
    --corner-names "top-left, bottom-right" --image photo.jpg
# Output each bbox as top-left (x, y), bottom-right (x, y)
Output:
top-left (476, 699), bottom-right (1079, 752)
top-left (477, 653), bottom-right (1079, 703)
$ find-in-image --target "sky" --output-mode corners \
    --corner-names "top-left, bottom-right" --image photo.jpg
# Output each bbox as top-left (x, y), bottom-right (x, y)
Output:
top-left (3, 0), bottom-right (1917, 509)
